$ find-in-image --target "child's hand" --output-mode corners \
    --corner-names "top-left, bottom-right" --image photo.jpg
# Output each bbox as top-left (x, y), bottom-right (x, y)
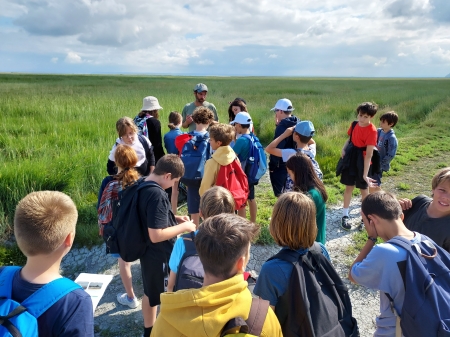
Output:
top-left (282, 127), bottom-right (294, 138)
top-left (398, 198), bottom-right (412, 211)
top-left (363, 175), bottom-right (377, 187)
top-left (182, 221), bottom-right (197, 232)
top-left (175, 215), bottom-right (191, 224)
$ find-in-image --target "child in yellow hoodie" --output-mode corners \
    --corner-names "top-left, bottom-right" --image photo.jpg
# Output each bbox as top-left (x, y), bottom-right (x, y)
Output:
top-left (199, 123), bottom-right (238, 196)
top-left (151, 214), bottom-right (283, 337)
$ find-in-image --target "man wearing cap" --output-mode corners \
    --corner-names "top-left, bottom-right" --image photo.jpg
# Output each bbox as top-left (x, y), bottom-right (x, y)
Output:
top-left (268, 98), bottom-right (300, 196)
top-left (181, 83), bottom-right (218, 132)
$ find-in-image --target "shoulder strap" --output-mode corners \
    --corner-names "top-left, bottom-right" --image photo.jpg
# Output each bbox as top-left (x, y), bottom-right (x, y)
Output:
top-left (21, 278), bottom-right (81, 318)
top-left (0, 266), bottom-right (21, 298)
top-left (181, 231), bottom-right (197, 255)
top-left (349, 121), bottom-right (358, 143)
top-left (246, 298), bottom-right (270, 335)
top-left (220, 298), bottom-right (270, 337)
top-left (138, 134), bottom-right (150, 155)
top-left (377, 128), bottom-right (382, 142)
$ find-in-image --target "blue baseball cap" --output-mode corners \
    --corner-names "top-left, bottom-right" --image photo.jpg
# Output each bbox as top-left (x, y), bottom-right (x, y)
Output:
top-left (294, 121), bottom-right (315, 137)
top-left (194, 83), bottom-right (208, 92)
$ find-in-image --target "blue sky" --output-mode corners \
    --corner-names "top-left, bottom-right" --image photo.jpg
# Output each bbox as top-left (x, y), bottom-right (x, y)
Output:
top-left (1, 0), bottom-right (450, 77)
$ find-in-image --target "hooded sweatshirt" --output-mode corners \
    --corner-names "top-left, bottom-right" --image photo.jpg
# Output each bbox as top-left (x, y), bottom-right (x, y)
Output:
top-left (269, 115), bottom-right (300, 168)
top-left (151, 274), bottom-right (283, 337)
top-left (199, 145), bottom-right (237, 196)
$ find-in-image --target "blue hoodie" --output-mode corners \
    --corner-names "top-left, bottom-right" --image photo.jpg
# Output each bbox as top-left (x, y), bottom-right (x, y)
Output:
top-left (269, 115), bottom-right (300, 168)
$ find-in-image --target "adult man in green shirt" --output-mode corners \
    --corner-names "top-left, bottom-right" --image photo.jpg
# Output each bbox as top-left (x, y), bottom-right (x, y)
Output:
top-left (181, 83), bottom-right (218, 132)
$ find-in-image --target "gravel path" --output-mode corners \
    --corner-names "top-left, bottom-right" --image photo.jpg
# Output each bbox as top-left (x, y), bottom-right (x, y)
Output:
top-left (61, 196), bottom-right (379, 337)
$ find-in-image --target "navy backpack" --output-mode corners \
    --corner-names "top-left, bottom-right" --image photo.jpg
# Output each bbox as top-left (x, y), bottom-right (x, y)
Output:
top-left (385, 236), bottom-right (450, 337)
top-left (0, 266), bottom-right (81, 337)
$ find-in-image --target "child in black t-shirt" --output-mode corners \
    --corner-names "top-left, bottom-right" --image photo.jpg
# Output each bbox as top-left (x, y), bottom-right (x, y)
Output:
top-left (137, 154), bottom-right (196, 337)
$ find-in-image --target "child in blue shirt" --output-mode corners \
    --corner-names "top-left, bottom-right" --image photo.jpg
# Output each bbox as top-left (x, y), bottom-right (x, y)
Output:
top-left (231, 111), bottom-right (258, 223)
top-left (166, 186), bottom-right (235, 292)
top-left (163, 111), bottom-right (184, 213)
top-left (370, 111), bottom-right (398, 192)
top-left (164, 112), bottom-right (184, 155)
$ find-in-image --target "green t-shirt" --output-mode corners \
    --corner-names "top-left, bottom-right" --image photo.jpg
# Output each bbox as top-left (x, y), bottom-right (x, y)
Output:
top-left (308, 188), bottom-right (327, 244)
top-left (181, 101), bottom-right (218, 132)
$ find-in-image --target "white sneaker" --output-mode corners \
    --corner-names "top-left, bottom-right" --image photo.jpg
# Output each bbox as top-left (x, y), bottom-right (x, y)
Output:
top-left (116, 293), bottom-right (139, 309)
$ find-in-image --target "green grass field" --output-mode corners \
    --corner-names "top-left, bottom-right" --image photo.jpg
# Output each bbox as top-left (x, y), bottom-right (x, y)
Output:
top-left (1, 74), bottom-right (450, 265)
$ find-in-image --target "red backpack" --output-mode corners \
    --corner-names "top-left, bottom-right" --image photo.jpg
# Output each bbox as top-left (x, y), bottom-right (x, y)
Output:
top-left (216, 159), bottom-right (249, 210)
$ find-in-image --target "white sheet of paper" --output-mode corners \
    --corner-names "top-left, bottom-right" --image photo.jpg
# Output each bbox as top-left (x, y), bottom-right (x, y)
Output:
top-left (74, 273), bottom-right (113, 312)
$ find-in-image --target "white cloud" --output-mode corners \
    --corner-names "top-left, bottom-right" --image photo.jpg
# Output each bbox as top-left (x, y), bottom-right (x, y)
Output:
top-left (65, 52), bottom-right (82, 63)
top-left (242, 58), bottom-right (257, 64)
top-left (51, 57), bottom-right (58, 63)
top-left (1, 0), bottom-right (450, 76)
top-left (374, 57), bottom-right (387, 67)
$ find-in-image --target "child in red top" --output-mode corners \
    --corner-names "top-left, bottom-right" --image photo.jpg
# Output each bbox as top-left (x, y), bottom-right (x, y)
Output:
top-left (340, 102), bottom-right (378, 231)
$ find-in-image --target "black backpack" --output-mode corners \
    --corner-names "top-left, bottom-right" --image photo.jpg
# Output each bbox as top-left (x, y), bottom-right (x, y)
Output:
top-left (103, 178), bottom-right (158, 262)
top-left (173, 232), bottom-right (204, 291)
top-left (269, 243), bottom-right (359, 337)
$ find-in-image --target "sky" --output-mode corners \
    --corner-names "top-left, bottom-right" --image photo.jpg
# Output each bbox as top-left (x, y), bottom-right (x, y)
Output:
top-left (1, 0), bottom-right (450, 77)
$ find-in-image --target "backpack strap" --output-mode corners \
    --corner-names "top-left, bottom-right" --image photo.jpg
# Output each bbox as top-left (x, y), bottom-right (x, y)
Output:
top-left (138, 134), bottom-right (151, 156)
top-left (0, 266), bottom-right (21, 298)
top-left (220, 298), bottom-right (270, 337)
top-left (21, 278), bottom-right (82, 318)
top-left (349, 120), bottom-right (358, 143)
top-left (181, 232), bottom-right (197, 258)
top-left (0, 267), bottom-right (81, 318)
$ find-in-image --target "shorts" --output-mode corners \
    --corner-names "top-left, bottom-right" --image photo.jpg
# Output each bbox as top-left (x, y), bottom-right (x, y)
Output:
top-left (340, 168), bottom-right (368, 190)
top-left (269, 166), bottom-right (287, 197)
top-left (186, 184), bottom-right (201, 214)
top-left (248, 183), bottom-right (255, 200)
top-left (140, 248), bottom-right (169, 307)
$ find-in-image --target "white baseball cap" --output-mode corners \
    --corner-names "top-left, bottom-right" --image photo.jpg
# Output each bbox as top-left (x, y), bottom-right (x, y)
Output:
top-left (230, 112), bottom-right (253, 125)
top-left (271, 98), bottom-right (295, 112)
top-left (141, 96), bottom-right (163, 111)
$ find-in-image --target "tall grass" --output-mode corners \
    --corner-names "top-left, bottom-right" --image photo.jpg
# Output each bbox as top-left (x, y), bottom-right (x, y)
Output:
top-left (1, 74), bottom-right (450, 248)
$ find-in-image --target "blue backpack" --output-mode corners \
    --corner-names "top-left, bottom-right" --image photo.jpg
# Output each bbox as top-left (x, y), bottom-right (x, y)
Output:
top-left (0, 266), bottom-right (81, 337)
top-left (385, 236), bottom-right (450, 337)
top-left (240, 134), bottom-right (267, 185)
top-left (179, 132), bottom-right (211, 186)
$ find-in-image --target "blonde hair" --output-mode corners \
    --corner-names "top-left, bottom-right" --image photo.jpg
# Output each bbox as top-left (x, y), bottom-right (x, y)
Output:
top-left (270, 192), bottom-right (317, 250)
top-left (116, 117), bottom-right (138, 137)
top-left (209, 124), bottom-right (234, 146)
top-left (114, 145), bottom-right (140, 188)
top-left (199, 186), bottom-right (235, 219)
top-left (14, 191), bottom-right (78, 256)
top-left (432, 167), bottom-right (450, 190)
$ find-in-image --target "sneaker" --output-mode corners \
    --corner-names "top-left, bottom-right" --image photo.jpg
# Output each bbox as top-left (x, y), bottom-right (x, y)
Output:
top-left (117, 293), bottom-right (139, 309)
top-left (340, 216), bottom-right (351, 231)
top-left (357, 220), bottom-right (365, 231)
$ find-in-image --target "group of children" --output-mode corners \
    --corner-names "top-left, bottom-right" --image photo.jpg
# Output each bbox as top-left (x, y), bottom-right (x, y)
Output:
top-left (3, 88), bottom-right (450, 337)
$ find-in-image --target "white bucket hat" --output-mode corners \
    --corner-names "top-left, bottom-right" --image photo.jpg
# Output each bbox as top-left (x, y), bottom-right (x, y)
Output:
top-left (141, 96), bottom-right (163, 111)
